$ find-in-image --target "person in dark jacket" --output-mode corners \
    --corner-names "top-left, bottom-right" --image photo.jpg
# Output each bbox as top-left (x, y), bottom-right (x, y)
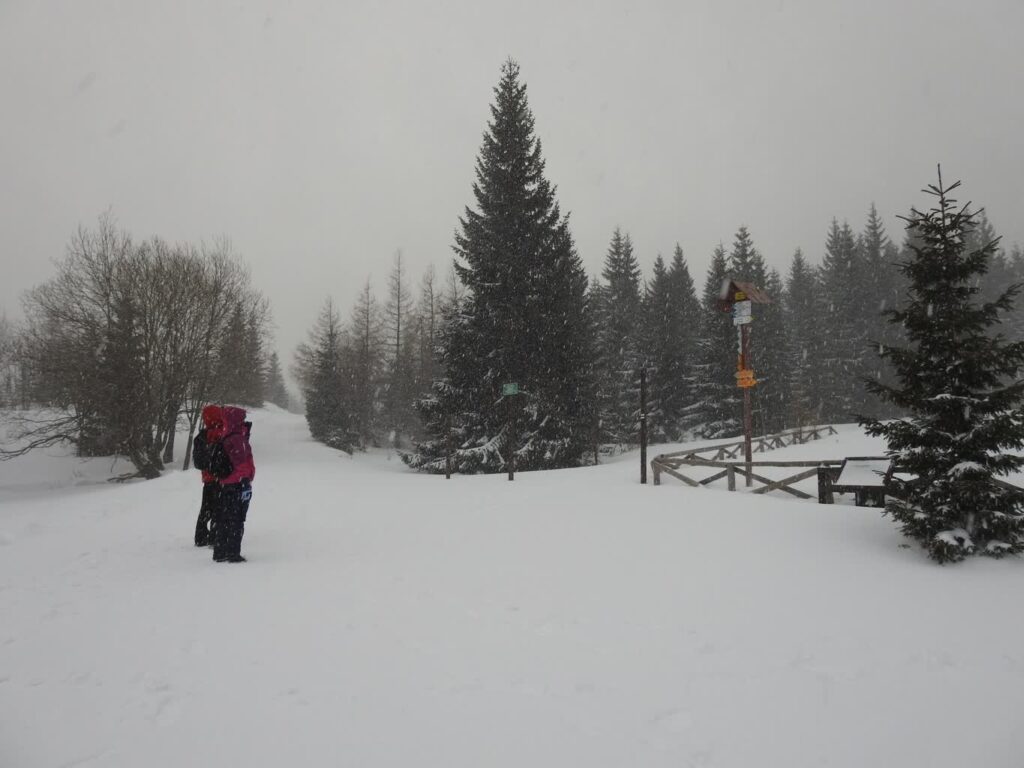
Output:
top-left (191, 405), bottom-right (225, 547)
top-left (208, 406), bottom-right (255, 563)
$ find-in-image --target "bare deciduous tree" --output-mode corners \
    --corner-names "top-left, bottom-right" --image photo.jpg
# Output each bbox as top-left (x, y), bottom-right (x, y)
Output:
top-left (2, 217), bottom-right (270, 480)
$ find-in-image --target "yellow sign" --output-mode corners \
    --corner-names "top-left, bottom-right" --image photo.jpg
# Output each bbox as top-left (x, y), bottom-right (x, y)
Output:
top-left (735, 369), bottom-right (756, 388)
top-left (734, 291), bottom-right (746, 300)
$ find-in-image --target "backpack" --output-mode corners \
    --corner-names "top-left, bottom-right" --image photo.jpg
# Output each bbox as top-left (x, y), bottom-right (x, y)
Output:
top-left (192, 429), bottom-right (212, 471)
top-left (208, 440), bottom-right (233, 480)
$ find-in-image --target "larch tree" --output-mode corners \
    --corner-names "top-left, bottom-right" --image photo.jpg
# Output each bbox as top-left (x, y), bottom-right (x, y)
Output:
top-left (382, 250), bottom-right (418, 447)
top-left (346, 279), bottom-right (385, 449)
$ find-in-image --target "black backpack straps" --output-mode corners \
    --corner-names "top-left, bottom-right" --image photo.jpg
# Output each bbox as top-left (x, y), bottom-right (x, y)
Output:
top-left (192, 429), bottom-right (210, 471)
top-left (208, 440), bottom-right (234, 479)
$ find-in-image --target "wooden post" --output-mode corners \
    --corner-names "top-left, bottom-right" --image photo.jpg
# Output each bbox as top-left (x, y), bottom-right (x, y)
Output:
top-left (445, 413), bottom-right (453, 480)
top-left (639, 367), bottom-right (648, 484)
top-left (741, 323), bottom-right (753, 487)
top-left (727, 465), bottom-right (736, 491)
top-left (507, 395), bottom-right (515, 482)
top-left (817, 465), bottom-right (834, 504)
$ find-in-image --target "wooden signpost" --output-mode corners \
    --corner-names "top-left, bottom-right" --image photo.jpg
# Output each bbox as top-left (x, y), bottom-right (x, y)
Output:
top-left (717, 280), bottom-right (771, 487)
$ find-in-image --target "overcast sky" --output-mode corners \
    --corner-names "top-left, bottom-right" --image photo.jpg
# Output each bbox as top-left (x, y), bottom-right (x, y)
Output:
top-left (2, 0), bottom-right (1022, 370)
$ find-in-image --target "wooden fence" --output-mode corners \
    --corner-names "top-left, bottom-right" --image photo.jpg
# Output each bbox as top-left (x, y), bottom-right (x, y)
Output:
top-left (652, 427), bottom-right (1024, 504)
top-left (651, 426), bottom-right (846, 500)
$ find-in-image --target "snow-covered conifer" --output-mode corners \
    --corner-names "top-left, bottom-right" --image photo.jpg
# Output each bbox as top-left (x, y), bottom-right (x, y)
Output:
top-left (595, 228), bottom-right (643, 446)
top-left (861, 170), bottom-right (1024, 562)
top-left (405, 60), bottom-right (595, 473)
top-left (692, 245), bottom-right (739, 438)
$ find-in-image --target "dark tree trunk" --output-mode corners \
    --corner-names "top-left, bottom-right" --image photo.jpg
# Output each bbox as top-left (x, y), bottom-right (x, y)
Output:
top-left (182, 405), bottom-right (201, 471)
top-left (162, 404), bottom-right (178, 464)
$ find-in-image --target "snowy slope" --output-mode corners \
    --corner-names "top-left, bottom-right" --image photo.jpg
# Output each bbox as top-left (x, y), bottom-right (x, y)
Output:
top-left (2, 409), bottom-right (1023, 768)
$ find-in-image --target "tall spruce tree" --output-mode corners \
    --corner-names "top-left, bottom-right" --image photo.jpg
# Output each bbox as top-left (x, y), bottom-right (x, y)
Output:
top-left (756, 267), bottom-right (789, 433)
top-left (859, 204), bottom-right (898, 419)
top-left (1008, 244), bottom-right (1024, 341)
top-left (215, 303), bottom-right (265, 407)
top-left (968, 213), bottom-right (1013, 308)
top-left (241, 311), bottom-right (266, 407)
top-left (596, 228), bottom-right (643, 445)
top-left (818, 219), bottom-right (868, 422)
top-left (299, 300), bottom-right (354, 451)
top-left (264, 351), bottom-right (290, 409)
top-left (693, 245), bottom-right (739, 437)
top-left (668, 245), bottom-right (701, 399)
top-left (641, 245), bottom-right (700, 441)
top-left (726, 226), bottom-right (785, 435)
top-left (861, 171), bottom-right (1024, 563)
top-left (641, 254), bottom-right (671, 441)
top-left (876, 236), bottom-right (910, 419)
top-left (783, 249), bottom-right (824, 428)
top-left (215, 304), bottom-right (248, 403)
top-left (405, 60), bottom-right (596, 473)
top-left (728, 226), bottom-right (767, 285)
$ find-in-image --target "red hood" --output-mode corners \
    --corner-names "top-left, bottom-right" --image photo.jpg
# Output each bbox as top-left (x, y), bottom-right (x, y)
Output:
top-left (218, 405), bottom-right (255, 485)
top-left (222, 406), bottom-right (248, 432)
top-left (201, 405), bottom-right (224, 429)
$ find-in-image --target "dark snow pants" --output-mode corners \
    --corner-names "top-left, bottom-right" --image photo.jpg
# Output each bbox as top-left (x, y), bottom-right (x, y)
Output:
top-left (194, 482), bottom-right (220, 546)
top-left (213, 481), bottom-right (251, 560)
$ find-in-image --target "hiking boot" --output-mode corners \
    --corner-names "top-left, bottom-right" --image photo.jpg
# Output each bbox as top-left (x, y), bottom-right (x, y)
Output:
top-left (223, 555), bottom-right (247, 563)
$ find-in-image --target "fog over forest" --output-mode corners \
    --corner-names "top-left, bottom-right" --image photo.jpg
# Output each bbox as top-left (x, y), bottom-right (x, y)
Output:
top-left (1, 0), bottom-right (1022, 369)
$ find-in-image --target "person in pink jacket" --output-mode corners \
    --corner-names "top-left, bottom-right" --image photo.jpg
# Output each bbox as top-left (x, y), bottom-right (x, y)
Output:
top-left (208, 406), bottom-right (255, 563)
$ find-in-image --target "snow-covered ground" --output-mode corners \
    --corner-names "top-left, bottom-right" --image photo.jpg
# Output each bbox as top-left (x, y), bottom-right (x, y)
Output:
top-left (2, 409), bottom-right (1023, 767)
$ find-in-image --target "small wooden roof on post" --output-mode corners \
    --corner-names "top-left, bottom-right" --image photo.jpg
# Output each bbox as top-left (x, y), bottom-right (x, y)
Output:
top-left (716, 278), bottom-right (771, 311)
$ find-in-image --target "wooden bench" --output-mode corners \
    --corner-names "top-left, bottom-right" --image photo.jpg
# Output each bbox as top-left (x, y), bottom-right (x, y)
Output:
top-left (818, 457), bottom-right (890, 506)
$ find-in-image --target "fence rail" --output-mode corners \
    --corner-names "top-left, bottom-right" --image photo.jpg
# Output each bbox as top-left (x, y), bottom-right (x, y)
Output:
top-left (651, 426), bottom-right (855, 501)
top-left (652, 426), bottom-right (838, 481)
top-left (652, 427), bottom-right (1024, 505)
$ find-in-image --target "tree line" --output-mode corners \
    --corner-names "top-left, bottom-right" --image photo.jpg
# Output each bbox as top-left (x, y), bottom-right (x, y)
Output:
top-left (298, 60), bottom-right (1024, 472)
top-left (292, 254), bottom-right (452, 453)
top-left (0, 215), bottom-right (290, 479)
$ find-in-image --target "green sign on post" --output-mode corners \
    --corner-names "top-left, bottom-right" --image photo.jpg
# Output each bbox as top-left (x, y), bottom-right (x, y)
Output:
top-left (502, 383), bottom-right (520, 396)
